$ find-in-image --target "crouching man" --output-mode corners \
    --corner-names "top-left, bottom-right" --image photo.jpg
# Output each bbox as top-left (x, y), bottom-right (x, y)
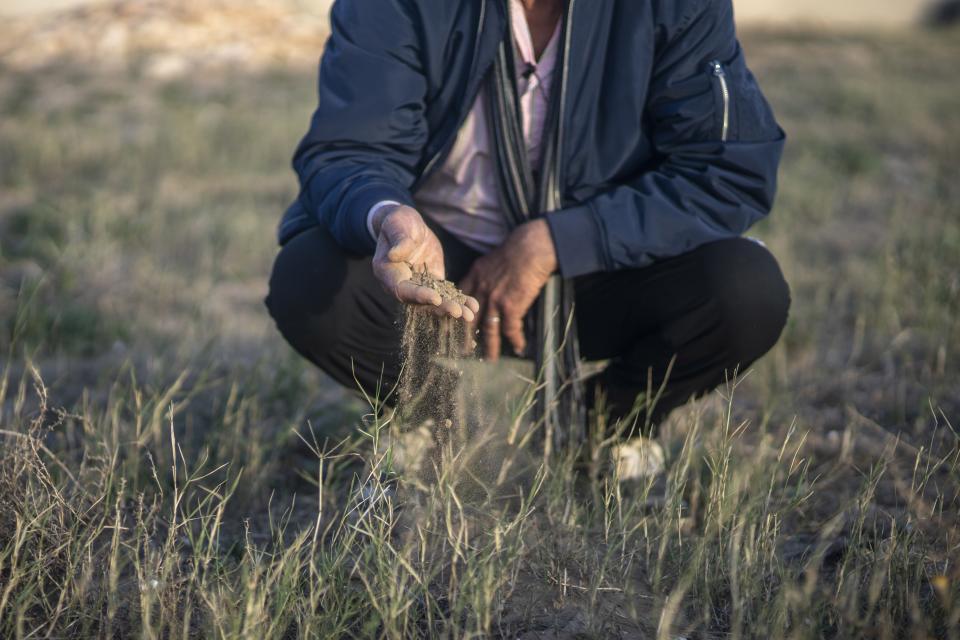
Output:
top-left (267, 0), bottom-right (791, 477)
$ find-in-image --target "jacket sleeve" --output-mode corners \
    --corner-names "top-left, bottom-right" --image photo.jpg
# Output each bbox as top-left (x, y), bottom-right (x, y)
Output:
top-left (291, 0), bottom-right (426, 255)
top-left (546, 0), bottom-right (786, 278)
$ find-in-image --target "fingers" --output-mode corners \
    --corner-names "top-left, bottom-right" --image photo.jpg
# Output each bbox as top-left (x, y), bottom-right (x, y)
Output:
top-left (462, 268), bottom-right (506, 361)
top-left (438, 298), bottom-right (464, 319)
top-left (480, 304), bottom-right (525, 361)
top-left (459, 301), bottom-right (476, 323)
top-left (502, 310), bottom-right (526, 357)
top-left (428, 300), bottom-right (475, 322)
top-left (436, 298), bottom-right (478, 322)
top-left (464, 296), bottom-right (480, 315)
top-left (451, 295), bottom-right (478, 323)
top-left (394, 282), bottom-right (478, 322)
top-left (395, 281), bottom-right (442, 307)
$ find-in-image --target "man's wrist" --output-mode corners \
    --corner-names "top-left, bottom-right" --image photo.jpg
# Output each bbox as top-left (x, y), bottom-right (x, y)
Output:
top-left (367, 201), bottom-right (403, 239)
top-left (521, 218), bottom-right (558, 275)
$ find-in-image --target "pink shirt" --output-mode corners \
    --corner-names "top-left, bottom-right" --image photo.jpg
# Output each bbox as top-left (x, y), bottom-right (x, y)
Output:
top-left (369, 0), bottom-right (562, 253)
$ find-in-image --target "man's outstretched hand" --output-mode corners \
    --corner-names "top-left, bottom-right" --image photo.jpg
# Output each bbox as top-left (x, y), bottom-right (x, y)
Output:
top-left (372, 204), bottom-right (478, 321)
top-left (460, 219), bottom-right (557, 362)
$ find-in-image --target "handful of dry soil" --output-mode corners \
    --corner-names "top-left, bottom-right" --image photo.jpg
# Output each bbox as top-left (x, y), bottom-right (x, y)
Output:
top-left (408, 267), bottom-right (469, 306)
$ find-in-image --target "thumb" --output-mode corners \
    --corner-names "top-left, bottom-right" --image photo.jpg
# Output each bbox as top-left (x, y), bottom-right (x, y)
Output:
top-left (384, 228), bottom-right (416, 263)
top-left (387, 242), bottom-right (416, 263)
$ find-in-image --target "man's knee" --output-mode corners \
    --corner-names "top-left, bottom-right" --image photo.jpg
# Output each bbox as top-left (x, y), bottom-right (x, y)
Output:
top-left (266, 286), bottom-right (336, 366)
top-left (702, 238), bottom-right (791, 365)
top-left (265, 227), bottom-right (348, 364)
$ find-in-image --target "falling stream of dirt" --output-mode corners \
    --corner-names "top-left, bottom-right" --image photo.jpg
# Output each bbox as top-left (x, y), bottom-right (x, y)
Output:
top-left (395, 271), bottom-right (477, 474)
top-left (394, 270), bottom-right (534, 500)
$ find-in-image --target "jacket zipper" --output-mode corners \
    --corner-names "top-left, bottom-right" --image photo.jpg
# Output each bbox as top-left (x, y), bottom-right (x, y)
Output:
top-left (548, 0), bottom-right (575, 211)
top-left (710, 60), bottom-right (730, 142)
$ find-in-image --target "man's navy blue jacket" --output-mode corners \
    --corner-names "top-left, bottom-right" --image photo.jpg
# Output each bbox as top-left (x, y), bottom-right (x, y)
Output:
top-left (280, 0), bottom-right (785, 278)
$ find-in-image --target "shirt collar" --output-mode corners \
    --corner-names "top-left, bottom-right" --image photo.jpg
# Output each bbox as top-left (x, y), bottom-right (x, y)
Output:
top-left (509, 0), bottom-right (562, 76)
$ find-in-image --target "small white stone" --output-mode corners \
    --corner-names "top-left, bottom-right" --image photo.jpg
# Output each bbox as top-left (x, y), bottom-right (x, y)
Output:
top-left (612, 437), bottom-right (666, 481)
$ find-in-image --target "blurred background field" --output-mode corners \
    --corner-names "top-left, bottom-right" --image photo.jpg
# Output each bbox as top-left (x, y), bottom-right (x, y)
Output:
top-left (0, 1), bottom-right (959, 638)
top-left (0, 0), bottom-right (953, 25)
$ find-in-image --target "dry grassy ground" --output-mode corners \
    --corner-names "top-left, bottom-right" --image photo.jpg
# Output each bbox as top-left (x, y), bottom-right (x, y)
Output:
top-left (1, 23), bottom-right (959, 639)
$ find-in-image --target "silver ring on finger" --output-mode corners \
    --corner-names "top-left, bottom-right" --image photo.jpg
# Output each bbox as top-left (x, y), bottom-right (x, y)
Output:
top-left (485, 315), bottom-right (501, 325)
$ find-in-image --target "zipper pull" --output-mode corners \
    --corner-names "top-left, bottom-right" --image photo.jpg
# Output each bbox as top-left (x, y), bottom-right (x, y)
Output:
top-left (709, 60), bottom-right (730, 142)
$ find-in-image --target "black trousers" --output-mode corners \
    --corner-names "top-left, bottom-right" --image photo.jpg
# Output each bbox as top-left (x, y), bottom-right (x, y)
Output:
top-left (266, 224), bottom-right (790, 430)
